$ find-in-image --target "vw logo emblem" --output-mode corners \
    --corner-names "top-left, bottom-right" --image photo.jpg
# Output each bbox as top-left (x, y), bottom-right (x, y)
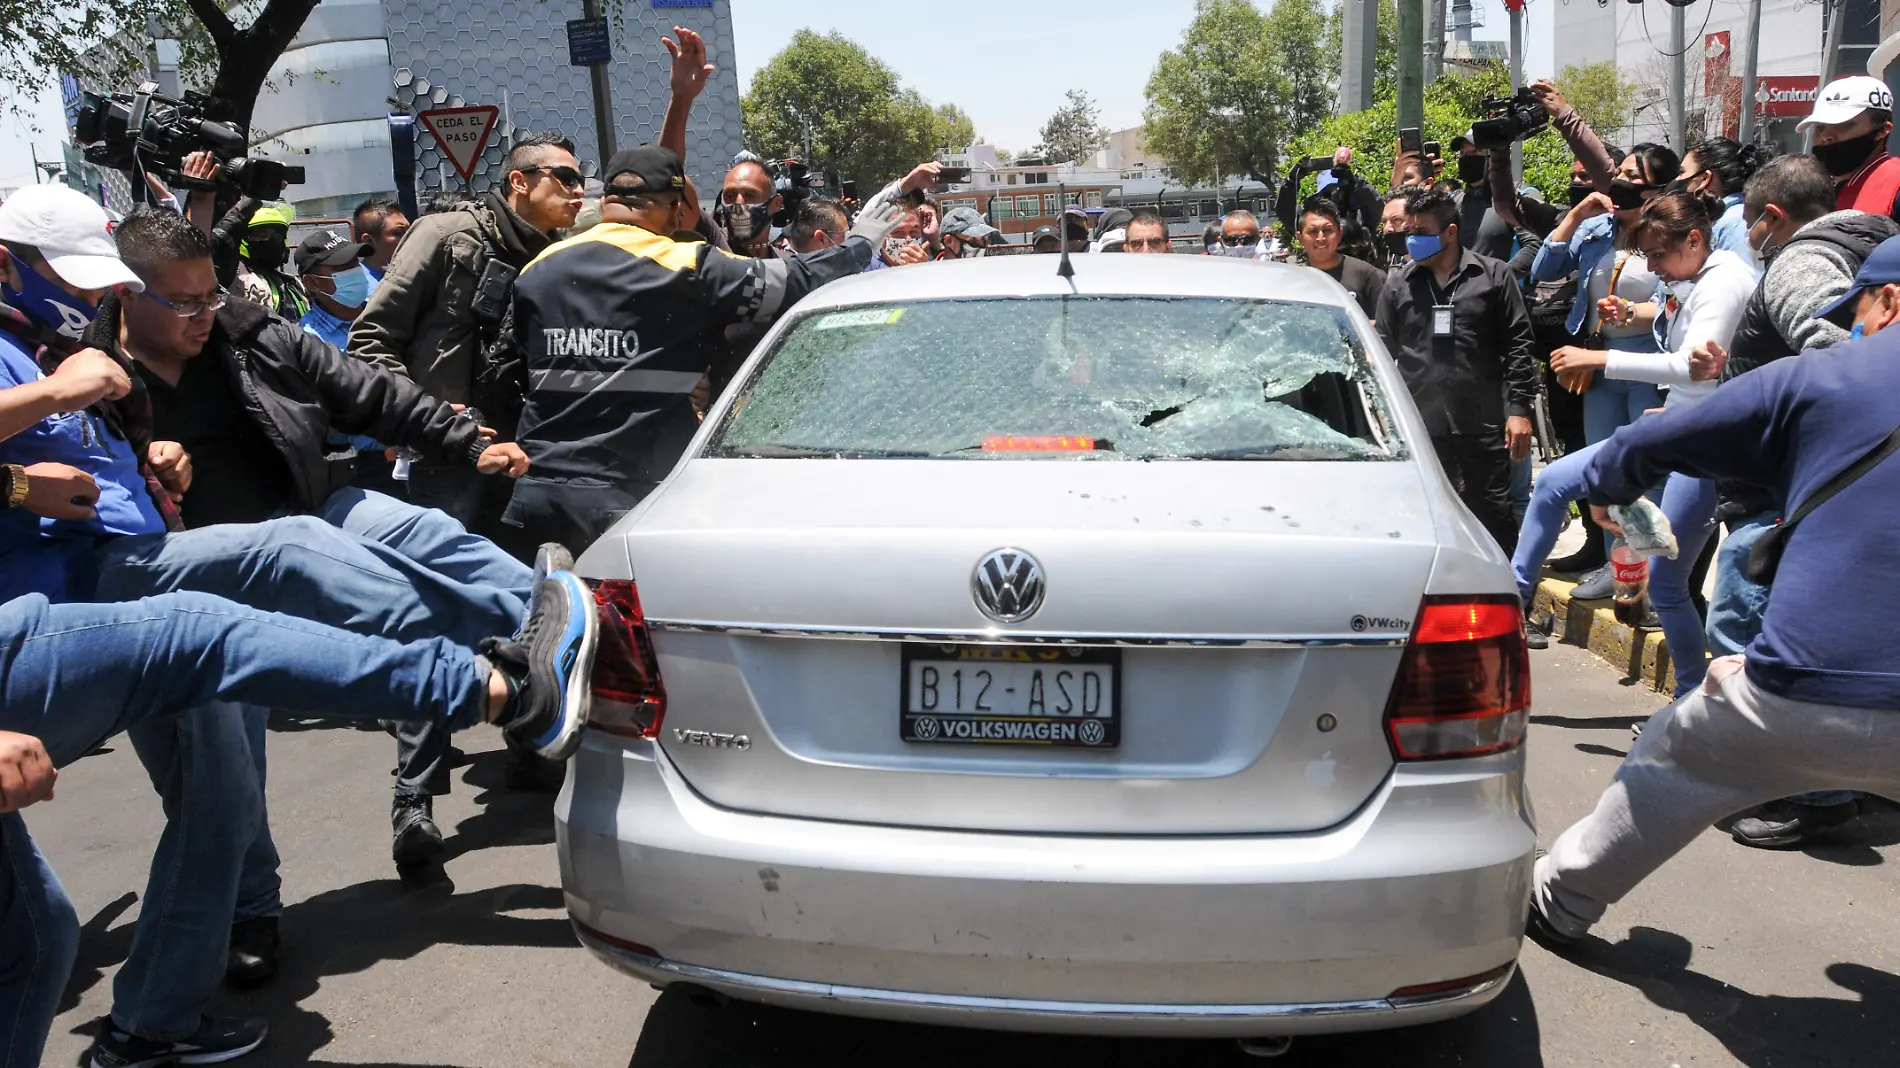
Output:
top-left (914, 717), bottom-right (940, 740)
top-left (1079, 719), bottom-right (1106, 747)
top-left (972, 548), bottom-right (1045, 623)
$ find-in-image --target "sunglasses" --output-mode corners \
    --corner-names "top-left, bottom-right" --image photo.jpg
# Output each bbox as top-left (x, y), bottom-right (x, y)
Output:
top-left (1125, 236), bottom-right (1171, 251)
top-left (143, 288), bottom-right (228, 318)
top-left (1220, 234), bottom-right (1260, 247)
top-left (520, 165), bottom-right (585, 191)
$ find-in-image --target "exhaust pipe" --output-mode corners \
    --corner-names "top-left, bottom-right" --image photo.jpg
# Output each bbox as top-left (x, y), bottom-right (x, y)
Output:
top-left (1236, 1036), bottom-right (1294, 1058)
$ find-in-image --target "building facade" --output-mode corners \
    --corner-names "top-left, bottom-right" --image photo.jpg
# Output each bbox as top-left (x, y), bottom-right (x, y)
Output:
top-left (82, 0), bottom-right (743, 223)
top-left (1553, 0), bottom-right (1880, 152)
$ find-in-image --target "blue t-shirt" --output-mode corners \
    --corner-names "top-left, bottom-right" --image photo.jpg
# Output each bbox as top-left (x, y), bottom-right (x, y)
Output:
top-left (0, 331), bottom-right (166, 603)
top-left (298, 304), bottom-right (351, 350)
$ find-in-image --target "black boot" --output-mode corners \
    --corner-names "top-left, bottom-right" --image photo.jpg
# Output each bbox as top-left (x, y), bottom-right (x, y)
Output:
top-left (226, 916), bottom-right (280, 988)
top-left (392, 795), bottom-right (446, 866)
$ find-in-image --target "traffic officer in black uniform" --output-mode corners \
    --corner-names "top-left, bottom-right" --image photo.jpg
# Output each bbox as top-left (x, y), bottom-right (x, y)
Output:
top-left (503, 144), bottom-right (900, 549)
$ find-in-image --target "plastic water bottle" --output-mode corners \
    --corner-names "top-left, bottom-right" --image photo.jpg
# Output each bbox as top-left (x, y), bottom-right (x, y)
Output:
top-left (1611, 537), bottom-right (1650, 627)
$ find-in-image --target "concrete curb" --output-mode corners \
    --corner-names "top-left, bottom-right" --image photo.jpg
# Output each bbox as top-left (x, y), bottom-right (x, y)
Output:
top-left (1531, 576), bottom-right (1678, 694)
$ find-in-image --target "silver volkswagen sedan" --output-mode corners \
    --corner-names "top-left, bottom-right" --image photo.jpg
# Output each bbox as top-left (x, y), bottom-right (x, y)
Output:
top-left (557, 254), bottom-right (1534, 1041)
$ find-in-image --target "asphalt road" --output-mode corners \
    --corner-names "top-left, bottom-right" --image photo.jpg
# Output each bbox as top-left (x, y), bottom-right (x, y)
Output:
top-left (30, 640), bottom-right (1900, 1068)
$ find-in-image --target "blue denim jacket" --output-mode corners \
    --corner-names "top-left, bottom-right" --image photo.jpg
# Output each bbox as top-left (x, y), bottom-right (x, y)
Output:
top-left (1711, 193), bottom-right (1757, 270)
top-left (1529, 213), bottom-right (1620, 337)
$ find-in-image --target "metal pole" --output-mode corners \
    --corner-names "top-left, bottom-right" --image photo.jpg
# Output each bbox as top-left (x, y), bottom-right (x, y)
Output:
top-left (1398, 0), bottom-right (1425, 134)
top-left (1739, 0), bottom-right (1763, 143)
top-left (1669, 1), bottom-right (1686, 150)
top-left (1338, 0), bottom-right (1377, 115)
top-left (582, 0), bottom-right (615, 161)
top-left (1808, 0), bottom-right (1849, 151)
top-left (1425, 0), bottom-right (1446, 83)
top-left (1509, 4), bottom-right (1525, 182)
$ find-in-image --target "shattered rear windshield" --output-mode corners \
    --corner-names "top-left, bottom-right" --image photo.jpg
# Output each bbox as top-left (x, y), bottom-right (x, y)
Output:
top-left (706, 296), bottom-right (1400, 461)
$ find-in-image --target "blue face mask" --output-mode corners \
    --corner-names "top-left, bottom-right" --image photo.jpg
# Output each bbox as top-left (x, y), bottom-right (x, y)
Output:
top-left (2, 252), bottom-right (95, 340)
top-left (326, 265), bottom-right (370, 310)
top-left (1851, 321), bottom-right (1867, 340)
top-left (1405, 233), bottom-right (1444, 262)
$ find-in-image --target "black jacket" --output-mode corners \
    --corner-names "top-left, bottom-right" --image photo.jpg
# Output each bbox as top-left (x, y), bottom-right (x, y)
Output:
top-left (1374, 248), bottom-right (1540, 437)
top-left (86, 295), bottom-right (489, 515)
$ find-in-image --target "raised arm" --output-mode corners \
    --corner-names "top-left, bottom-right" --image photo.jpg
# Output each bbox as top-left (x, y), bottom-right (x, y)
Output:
top-left (660, 27), bottom-right (716, 231)
top-left (1529, 81), bottom-right (1619, 191)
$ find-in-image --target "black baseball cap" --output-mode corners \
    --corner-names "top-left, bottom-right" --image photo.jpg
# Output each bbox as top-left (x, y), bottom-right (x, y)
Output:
top-left (604, 144), bottom-right (686, 195)
top-left (293, 229), bottom-right (371, 274)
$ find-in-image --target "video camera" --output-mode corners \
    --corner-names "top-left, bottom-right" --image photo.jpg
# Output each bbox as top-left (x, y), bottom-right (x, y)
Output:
top-left (770, 158), bottom-right (827, 227)
top-left (74, 83), bottom-right (307, 201)
top-left (1470, 88), bottom-right (1549, 151)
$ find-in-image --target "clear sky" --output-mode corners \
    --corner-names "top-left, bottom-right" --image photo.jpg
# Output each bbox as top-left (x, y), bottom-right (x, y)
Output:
top-left (726, 0), bottom-right (1558, 153)
top-left (0, 0), bottom-right (1557, 189)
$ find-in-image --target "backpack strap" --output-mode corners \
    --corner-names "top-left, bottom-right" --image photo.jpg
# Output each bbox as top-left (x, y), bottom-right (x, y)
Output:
top-left (1749, 424), bottom-right (1900, 583)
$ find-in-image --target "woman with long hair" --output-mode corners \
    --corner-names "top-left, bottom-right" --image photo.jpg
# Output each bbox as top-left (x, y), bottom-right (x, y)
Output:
top-left (1513, 192), bottom-right (1758, 694)
top-left (1520, 144), bottom-right (1679, 600)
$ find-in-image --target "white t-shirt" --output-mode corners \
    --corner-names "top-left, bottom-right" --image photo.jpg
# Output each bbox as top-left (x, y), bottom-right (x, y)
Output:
top-left (1602, 248), bottom-right (1757, 408)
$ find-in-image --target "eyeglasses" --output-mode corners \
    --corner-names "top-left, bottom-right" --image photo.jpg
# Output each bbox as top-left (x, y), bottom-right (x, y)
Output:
top-left (519, 165), bottom-right (586, 191)
top-left (143, 288), bottom-right (228, 318)
top-left (1125, 236), bottom-right (1171, 251)
top-left (1220, 234), bottom-right (1260, 247)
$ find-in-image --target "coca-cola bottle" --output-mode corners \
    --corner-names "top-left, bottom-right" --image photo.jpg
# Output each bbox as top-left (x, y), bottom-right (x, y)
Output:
top-left (1610, 536), bottom-right (1650, 627)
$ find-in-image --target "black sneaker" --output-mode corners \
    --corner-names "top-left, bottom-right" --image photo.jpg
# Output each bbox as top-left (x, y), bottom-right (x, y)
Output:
top-left (225, 916), bottom-right (279, 989)
top-left (1524, 602), bottom-right (1552, 651)
top-left (485, 571), bottom-right (599, 762)
top-left (89, 1014), bottom-right (267, 1067)
top-left (518, 543), bottom-right (575, 638)
top-left (391, 795), bottom-right (446, 867)
top-left (1730, 797), bottom-right (1858, 849)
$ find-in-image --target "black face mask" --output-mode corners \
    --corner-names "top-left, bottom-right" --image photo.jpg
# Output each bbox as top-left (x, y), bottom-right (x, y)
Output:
top-left (1382, 232), bottom-right (1410, 259)
top-left (1608, 179), bottom-right (1650, 211)
top-left (1458, 154), bottom-right (1489, 185)
top-left (1812, 128), bottom-right (1887, 176)
top-left (714, 201), bottom-right (773, 245)
top-left (1567, 182), bottom-right (1596, 206)
top-left (246, 238), bottom-right (288, 270)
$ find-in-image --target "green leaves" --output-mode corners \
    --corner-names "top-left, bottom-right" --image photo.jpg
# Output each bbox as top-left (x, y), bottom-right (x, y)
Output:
top-left (1035, 90), bottom-right (1107, 165)
top-left (1142, 0), bottom-right (1344, 187)
top-left (1556, 61), bottom-right (1641, 136)
top-left (739, 29), bottom-right (974, 189)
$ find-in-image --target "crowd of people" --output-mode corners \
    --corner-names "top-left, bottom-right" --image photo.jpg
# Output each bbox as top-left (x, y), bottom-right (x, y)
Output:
top-left (1, 13), bottom-right (1899, 1057)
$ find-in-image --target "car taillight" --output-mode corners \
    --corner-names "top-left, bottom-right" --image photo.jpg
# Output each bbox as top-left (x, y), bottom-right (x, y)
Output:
top-left (1383, 596), bottom-right (1530, 761)
top-left (588, 580), bottom-right (666, 739)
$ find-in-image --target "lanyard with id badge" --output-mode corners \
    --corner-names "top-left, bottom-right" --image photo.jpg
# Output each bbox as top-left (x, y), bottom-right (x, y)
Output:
top-left (1425, 272), bottom-right (1458, 356)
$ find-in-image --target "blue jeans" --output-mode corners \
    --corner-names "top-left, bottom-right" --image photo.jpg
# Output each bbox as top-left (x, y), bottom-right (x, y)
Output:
top-left (1512, 441), bottom-right (1718, 693)
top-left (93, 489), bottom-right (532, 645)
top-left (1706, 512), bottom-right (1776, 658)
top-left (95, 488), bottom-right (532, 805)
top-left (1510, 454), bottom-right (1532, 525)
top-left (1579, 375), bottom-right (1666, 554)
top-left (0, 591), bottom-right (491, 1056)
top-left (1648, 472), bottom-right (1718, 696)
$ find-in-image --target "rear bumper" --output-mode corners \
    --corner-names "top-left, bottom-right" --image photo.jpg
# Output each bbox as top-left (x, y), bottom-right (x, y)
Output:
top-left (556, 736), bottom-right (1534, 1039)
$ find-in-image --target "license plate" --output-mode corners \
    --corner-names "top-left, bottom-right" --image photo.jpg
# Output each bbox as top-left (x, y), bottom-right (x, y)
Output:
top-left (900, 645), bottom-right (1120, 748)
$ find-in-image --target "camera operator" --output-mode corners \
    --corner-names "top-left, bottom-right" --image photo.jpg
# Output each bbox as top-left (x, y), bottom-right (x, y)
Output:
top-left (1447, 136), bottom-right (1539, 270)
top-left (1275, 147), bottom-right (1380, 240)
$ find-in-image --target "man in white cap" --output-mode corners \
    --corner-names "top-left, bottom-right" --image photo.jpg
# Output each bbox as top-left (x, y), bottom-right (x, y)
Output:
top-left (1799, 75), bottom-right (1900, 219)
top-left (0, 185), bottom-right (145, 341)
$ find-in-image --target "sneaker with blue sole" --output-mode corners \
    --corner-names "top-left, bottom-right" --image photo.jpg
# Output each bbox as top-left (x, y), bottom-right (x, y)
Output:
top-left (89, 1014), bottom-right (267, 1067)
top-left (484, 570), bottom-right (598, 761)
top-left (518, 542), bottom-right (575, 638)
